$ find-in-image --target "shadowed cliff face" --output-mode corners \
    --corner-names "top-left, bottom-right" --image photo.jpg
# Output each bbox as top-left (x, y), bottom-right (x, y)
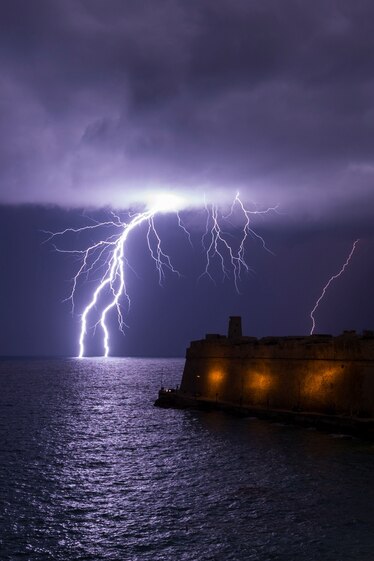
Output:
top-left (180, 333), bottom-right (374, 417)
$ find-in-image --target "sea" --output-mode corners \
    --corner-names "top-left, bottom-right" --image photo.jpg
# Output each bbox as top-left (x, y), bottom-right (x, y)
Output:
top-left (1, 357), bottom-right (374, 561)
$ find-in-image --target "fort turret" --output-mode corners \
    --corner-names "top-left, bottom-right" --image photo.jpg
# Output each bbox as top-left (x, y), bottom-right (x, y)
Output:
top-left (228, 316), bottom-right (242, 339)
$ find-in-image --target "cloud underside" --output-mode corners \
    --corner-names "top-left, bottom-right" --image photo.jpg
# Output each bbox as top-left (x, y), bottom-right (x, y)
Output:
top-left (0, 0), bottom-right (374, 219)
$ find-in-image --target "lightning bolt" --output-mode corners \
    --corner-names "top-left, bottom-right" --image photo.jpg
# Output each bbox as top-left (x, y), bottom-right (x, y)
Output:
top-left (46, 193), bottom-right (275, 357)
top-left (45, 208), bottom-right (177, 357)
top-left (310, 239), bottom-right (360, 335)
top-left (199, 193), bottom-right (277, 292)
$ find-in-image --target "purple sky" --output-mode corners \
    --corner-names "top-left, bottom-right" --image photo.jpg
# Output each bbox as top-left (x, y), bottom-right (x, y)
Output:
top-left (1, 1), bottom-right (373, 356)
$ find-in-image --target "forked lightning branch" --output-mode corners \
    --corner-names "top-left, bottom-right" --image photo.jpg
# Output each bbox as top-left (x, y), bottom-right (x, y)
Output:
top-left (44, 194), bottom-right (276, 358)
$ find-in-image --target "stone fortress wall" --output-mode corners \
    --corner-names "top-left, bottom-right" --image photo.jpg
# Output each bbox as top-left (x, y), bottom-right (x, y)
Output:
top-left (180, 317), bottom-right (374, 418)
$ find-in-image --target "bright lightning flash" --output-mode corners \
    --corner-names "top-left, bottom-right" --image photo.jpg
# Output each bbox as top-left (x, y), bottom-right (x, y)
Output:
top-left (310, 239), bottom-right (360, 335)
top-left (45, 193), bottom-right (275, 357)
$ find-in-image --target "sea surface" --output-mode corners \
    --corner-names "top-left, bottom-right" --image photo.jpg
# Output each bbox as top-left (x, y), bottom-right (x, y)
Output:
top-left (1, 358), bottom-right (374, 561)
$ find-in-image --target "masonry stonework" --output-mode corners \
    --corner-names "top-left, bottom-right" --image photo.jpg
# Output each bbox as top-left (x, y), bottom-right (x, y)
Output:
top-left (180, 321), bottom-right (374, 418)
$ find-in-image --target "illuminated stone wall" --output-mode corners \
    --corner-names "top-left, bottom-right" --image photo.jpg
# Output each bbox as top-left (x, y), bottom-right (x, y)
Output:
top-left (180, 336), bottom-right (374, 417)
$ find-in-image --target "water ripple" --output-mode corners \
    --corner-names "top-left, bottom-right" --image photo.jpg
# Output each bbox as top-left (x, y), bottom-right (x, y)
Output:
top-left (1, 357), bottom-right (374, 560)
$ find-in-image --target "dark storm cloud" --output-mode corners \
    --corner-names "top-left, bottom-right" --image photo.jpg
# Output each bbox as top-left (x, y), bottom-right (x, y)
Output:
top-left (1, 0), bottom-right (374, 217)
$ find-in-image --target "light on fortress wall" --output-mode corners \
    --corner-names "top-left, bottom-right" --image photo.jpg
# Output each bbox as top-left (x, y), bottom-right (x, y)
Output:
top-left (303, 366), bottom-right (340, 396)
top-left (248, 372), bottom-right (273, 391)
top-left (209, 370), bottom-right (224, 384)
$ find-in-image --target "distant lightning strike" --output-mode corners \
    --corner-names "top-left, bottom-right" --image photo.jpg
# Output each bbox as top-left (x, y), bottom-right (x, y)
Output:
top-left (310, 239), bottom-right (360, 335)
top-left (46, 193), bottom-right (274, 357)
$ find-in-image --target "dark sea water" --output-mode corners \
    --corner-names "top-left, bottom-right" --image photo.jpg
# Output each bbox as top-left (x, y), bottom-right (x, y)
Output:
top-left (1, 358), bottom-right (374, 561)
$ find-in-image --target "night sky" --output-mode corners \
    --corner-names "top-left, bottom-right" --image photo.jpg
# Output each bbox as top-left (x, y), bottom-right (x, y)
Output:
top-left (1, 0), bottom-right (373, 357)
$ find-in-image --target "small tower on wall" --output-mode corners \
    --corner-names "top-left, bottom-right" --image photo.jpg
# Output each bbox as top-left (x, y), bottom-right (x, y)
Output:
top-left (228, 316), bottom-right (242, 339)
